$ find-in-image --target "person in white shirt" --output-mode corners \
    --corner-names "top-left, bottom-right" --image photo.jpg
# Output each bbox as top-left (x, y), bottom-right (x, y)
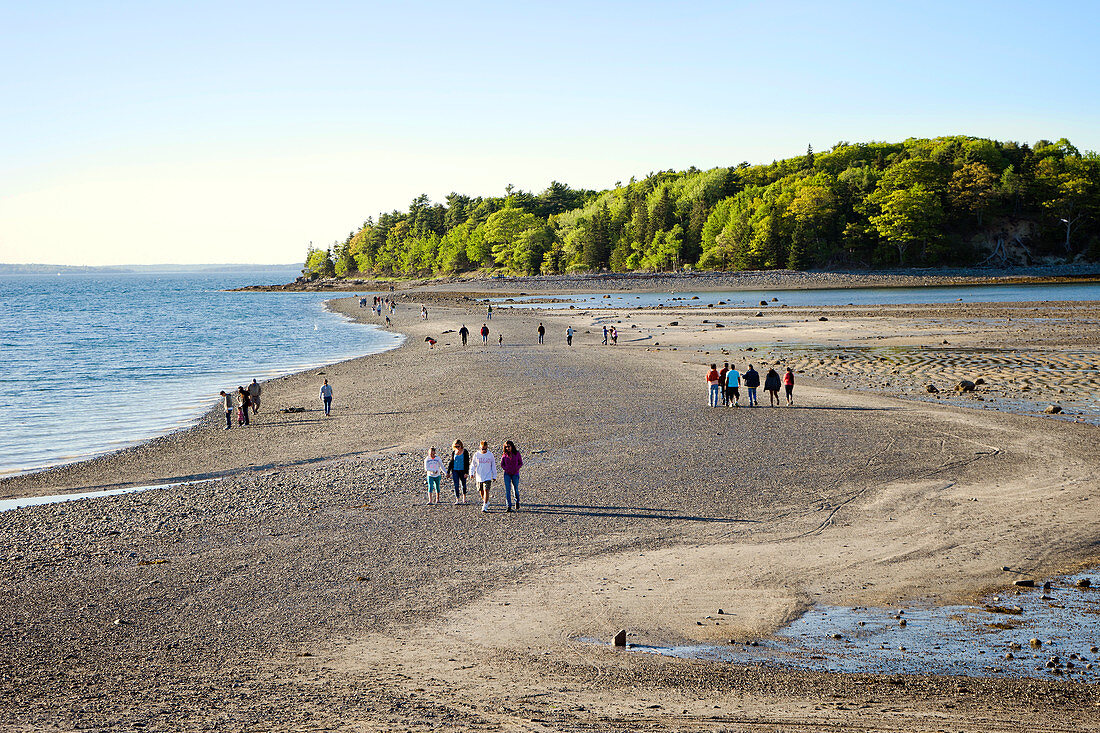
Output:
top-left (219, 390), bottom-right (235, 430)
top-left (424, 447), bottom-right (443, 505)
top-left (471, 441), bottom-right (497, 512)
top-left (319, 379), bottom-right (333, 416)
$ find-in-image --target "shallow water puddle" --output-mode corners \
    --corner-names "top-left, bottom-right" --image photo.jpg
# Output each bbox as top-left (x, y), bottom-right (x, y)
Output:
top-left (613, 570), bottom-right (1100, 680)
top-left (0, 479), bottom-right (216, 513)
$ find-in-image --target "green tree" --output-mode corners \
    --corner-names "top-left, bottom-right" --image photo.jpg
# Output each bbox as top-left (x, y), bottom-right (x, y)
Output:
top-left (948, 162), bottom-right (999, 224)
top-left (303, 246), bottom-right (335, 279)
top-left (868, 184), bottom-right (943, 265)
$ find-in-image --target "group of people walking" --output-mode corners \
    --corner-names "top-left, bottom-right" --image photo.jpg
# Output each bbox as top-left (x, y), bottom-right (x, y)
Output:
top-left (219, 379), bottom-right (262, 429)
top-left (706, 362), bottom-right (795, 407)
top-left (361, 295), bottom-right (397, 317)
top-left (425, 439), bottom-right (523, 512)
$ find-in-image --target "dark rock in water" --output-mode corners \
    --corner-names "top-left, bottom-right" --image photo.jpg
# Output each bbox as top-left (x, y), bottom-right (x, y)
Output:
top-left (831, 633), bottom-right (843, 640)
top-left (1045, 404), bottom-right (1063, 414)
top-left (1030, 638), bottom-right (1043, 648)
top-left (1014, 579), bottom-right (1036, 587)
top-left (1092, 646), bottom-right (1099, 653)
top-left (1043, 581), bottom-right (1052, 590)
top-left (956, 380), bottom-right (976, 392)
top-left (1076, 577), bottom-right (1091, 588)
top-left (759, 301), bottom-right (767, 306)
top-left (613, 629), bottom-right (627, 647)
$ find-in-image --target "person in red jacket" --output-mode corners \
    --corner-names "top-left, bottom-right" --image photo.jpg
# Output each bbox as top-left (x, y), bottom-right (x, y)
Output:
top-left (706, 364), bottom-right (721, 407)
top-left (500, 440), bottom-right (523, 512)
top-left (783, 367), bottom-right (796, 406)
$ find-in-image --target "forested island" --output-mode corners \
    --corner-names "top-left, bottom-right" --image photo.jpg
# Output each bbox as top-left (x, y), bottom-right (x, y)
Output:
top-left (303, 136), bottom-right (1100, 280)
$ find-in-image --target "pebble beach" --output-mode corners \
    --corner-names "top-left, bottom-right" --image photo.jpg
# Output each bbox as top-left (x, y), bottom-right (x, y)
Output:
top-left (3, 272), bottom-right (1100, 731)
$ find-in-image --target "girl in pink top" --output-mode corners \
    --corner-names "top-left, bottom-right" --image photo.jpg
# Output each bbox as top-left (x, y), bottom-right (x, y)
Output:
top-left (783, 367), bottom-right (795, 406)
top-left (500, 440), bottom-right (523, 512)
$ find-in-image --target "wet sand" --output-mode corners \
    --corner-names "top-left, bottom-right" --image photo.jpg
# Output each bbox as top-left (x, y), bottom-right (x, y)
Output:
top-left (2, 289), bottom-right (1099, 731)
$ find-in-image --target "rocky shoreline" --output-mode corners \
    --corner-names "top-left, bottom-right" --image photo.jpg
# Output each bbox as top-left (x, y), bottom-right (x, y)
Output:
top-left (232, 263), bottom-right (1100, 294)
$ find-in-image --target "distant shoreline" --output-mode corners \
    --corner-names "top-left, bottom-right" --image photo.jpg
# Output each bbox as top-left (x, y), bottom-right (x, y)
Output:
top-left (233, 264), bottom-right (1100, 294)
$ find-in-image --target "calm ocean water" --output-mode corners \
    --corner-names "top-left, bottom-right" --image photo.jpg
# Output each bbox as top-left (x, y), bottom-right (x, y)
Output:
top-left (0, 271), bottom-right (401, 476)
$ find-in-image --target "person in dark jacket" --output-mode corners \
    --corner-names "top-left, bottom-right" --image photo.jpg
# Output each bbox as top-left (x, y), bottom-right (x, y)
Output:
top-left (764, 368), bottom-right (782, 406)
top-left (743, 364), bottom-right (760, 407)
top-left (236, 386), bottom-right (251, 426)
top-left (446, 439), bottom-right (471, 504)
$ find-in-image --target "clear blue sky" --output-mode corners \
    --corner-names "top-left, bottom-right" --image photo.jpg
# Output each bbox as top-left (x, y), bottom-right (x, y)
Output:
top-left (2, 0), bottom-right (1097, 265)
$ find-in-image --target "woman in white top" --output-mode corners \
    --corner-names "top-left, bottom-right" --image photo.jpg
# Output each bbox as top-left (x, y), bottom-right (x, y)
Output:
top-left (424, 447), bottom-right (443, 505)
top-left (471, 440), bottom-right (497, 512)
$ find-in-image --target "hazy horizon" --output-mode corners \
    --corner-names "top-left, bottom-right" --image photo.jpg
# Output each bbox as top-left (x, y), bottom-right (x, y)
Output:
top-left (2, 1), bottom-right (1098, 266)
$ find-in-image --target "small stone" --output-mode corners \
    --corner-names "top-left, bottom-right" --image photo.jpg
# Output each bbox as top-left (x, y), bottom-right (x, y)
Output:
top-left (1043, 581), bottom-right (1052, 590)
top-left (1045, 404), bottom-right (1063, 414)
top-left (831, 633), bottom-right (843, 640)
top-left (1076, 577), bottom-right (1091, 588)
top-left (1002, 566), bottom-right (1011, 572)
top-left (1013, 579), bottom-right (1035, 588)
top-left (1092, 646), bottom-right (1099, 653)
top-left (956, 380), bottom-right (976, 392)
top-left (613, 629), bottom-right (627, 647)
top-left (1005, 653), bottom-right (1014, 660)
top-left (926, 384), bottom-right (939, 393)
top-left (760, 301), bottom-right (767, 306)
top-left (899, 619), bottom-right (907, 627)
top-left (818, 316), bottom-right (829, 321)
top-left (755, 312), bottom-right (764, 317)
top-left (1030, 638), bottom-right (1042, 648)
top-left (717, 609), bottom-right (724, 615)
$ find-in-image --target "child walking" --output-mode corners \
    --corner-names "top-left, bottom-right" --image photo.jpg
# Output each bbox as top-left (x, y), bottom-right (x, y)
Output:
top-left (424, 447), bottom-right (443, 504)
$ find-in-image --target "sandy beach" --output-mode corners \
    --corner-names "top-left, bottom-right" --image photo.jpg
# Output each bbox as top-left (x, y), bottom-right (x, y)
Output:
top-left (2, 277), bottom-right (1100, 731)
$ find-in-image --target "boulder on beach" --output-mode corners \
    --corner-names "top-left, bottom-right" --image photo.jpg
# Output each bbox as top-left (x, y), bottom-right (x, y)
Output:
top-left (956, 380), bottom-right (976, 392)
top-left (1045, 404), bottom-right (1063, 414)
top-left (613, 629), bottom-right (627, 647)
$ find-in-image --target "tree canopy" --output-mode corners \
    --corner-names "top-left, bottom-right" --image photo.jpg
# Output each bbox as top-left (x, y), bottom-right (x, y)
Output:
top-left (302, 137), bottom-right (1100, 279)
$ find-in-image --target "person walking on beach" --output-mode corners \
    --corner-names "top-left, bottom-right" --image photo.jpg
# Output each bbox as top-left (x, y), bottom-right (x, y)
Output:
top-left (498, 333), bottom-right (503, 347)
top-left (566, 326), bottom-right (574, 346)
top-left (471, 441), bottom-right (497, 512)
top-left (447, 440), bottom-right (471, 504)
top-left (486, 303), bottom-right (493, 320)
top-left (764, 368), bottom-right (782, 407)
top-left (319, 379), bottom-right (333, 416)
top-left (725, 364), bottom-right (741, 407)
top-left (706, 364), bottom-right (722, 407)
top-left (424, 447), bottom-right (443, 505)
top-left (783, 366), bottom-right (795, 406)
top-left (610, 326), bottom-right (618, 345)
top-left (719, 362), bottom-right (730, 407)
top-left (500, 440), bottom-right (522, 512)
top-left (459, 324), bottom-right (469, 347)
top-left (248, 379), bottom-right (261, 414)
top-left (236, 386), bottom-right (251, 426)
top-left (602, 325), bottom-right (608, 345)
top-left (219, 390), bottom-right (234, 430)
top-left (480, 324), bottom-right (489, 344)
top-left (537, 323), bottom-right (545, 344)
top-left (421, 305), bottom-right (428, 320)
top-left (744, 364), bottom-right (760, 407)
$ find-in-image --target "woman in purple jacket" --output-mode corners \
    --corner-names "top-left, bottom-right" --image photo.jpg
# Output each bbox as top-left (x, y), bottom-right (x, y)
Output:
top-left (500, 440), bottom-right (523, 512)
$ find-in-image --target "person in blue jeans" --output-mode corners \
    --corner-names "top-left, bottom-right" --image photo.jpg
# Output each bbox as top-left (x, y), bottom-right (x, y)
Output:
top-left (743, 364), bottom-right (760, 407)
top-left (447, 440), bottom-right (471, 504)
top-left (500, 440), bottom-right (523, 512)
top-left (319, 379), bottom-right (333, 415)
top-left (706, 364), bottom-right (722, 407)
